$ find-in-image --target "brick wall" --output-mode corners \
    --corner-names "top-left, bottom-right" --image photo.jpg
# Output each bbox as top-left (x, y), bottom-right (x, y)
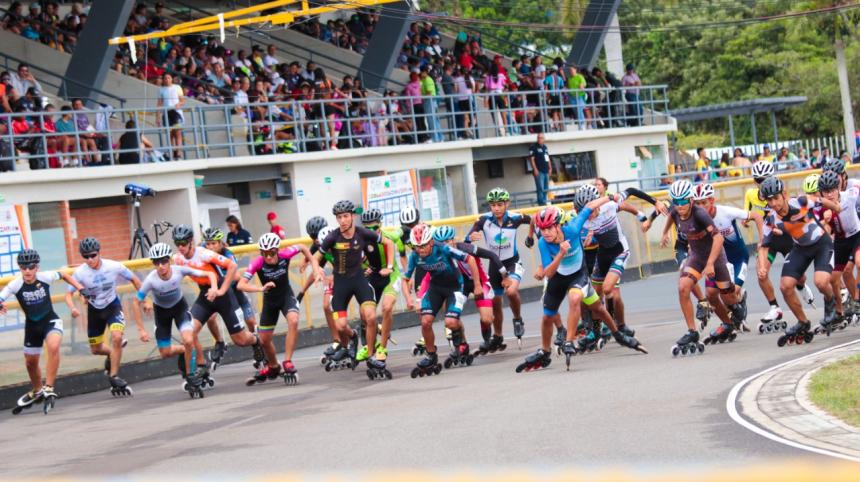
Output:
top-left (69, 203), bottom-right (131, 263)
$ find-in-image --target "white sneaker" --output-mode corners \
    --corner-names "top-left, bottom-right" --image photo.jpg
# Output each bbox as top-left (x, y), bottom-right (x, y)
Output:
top-left (802, 284), bottom-right (816, 307)
top-left (761, 305), bottom-right (783, 323)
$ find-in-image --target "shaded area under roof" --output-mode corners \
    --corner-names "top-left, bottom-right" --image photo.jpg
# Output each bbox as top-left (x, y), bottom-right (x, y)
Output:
top-left (671, 96), bottom-right (808, 122)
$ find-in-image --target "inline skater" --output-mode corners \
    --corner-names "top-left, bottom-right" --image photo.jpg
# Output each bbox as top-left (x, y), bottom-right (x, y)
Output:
top-left (661, 181), bottom-right (742, 356)
top-left (201, 227), bottom-right (253, 366)
top-left (757, 177), bottom-right (839, 346)
top-left (402, 224), bottom-right (474, 377)
top-left (137, 243), bottom-right (218, 398)
top-left (431, 225), bottom-right (511, 355)
top-left (319, 200), bottom-right (395, 372)
top-left (65, 237), bottom-right (144, 397)
top-left (745, 161), bottom-right (815, 328)
top-left (238, 233), bottom-right (322, 385)
top-left (822, 159), bottom-right (860, 316)
top-left (356, 208), bottom-right (412, 377)
top-left (298, 218), bottom-right (340, 365)
top-left (692, 183), bottom-right (764, 332)
top-left (575, 183), bottom-right (667, 337)
top-left (3, 249), bottom-right (85, 414)
top-left (466, 187), bottom-right (535, 348)
top-left (525, 198), bottom-right (647, 373)
top-left (813, 170), bottom-right (860, 332)
top-left (171, 225), bottom-right (265, 373)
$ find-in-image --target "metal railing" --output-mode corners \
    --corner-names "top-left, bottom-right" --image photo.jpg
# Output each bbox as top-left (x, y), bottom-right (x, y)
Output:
top-left (0, 85), bottom-right (670, 170)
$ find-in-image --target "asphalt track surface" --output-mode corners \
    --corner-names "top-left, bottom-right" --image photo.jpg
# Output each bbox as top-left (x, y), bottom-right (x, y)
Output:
top-left (3, 267), bottom-right (858, 476)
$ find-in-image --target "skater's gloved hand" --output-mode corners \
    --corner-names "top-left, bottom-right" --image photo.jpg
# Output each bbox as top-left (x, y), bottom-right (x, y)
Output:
top-left (703, 263), bottom-right (715, 279)
top-left (469, 231), bottom-right (482, 242)
top-left (262, 281), bottom-right (276, 292)
top-left (296, 291), bottom-right (305, 303)
top-left (205, 287), bottom-right (218, 302)
top-left (524, 236), bottom-right (534, 248)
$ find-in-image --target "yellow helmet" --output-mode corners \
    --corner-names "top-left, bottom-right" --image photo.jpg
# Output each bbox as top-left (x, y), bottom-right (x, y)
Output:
top-left (803, 174), bottom-right (820, 194)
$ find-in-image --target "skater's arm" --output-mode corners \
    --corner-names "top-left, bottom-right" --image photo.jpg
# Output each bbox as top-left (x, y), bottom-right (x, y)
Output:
top-left (543, 240), bottom-right (570, 279)
top-left (704, 230), bottom-right (724, 278)
top-left (747, 211), bottom-right (765, 245)
top-left (296, 244), bottom-right (324, 283)
top-left (379, 236), bottom-right (396, 276)
top-left (60, 271), bottom-right (85, 293)
top-left (660, 214), bottom-right (674, 248)
top-left (217, 259), bottom-right (238, 296)
top-left (619, 201), bottom-right (648, 222)
top-left (467, 256), bottom-right (483, 298)
top-left (818, 197), bottom-right (841, 214)
top-left (466, 217), bottom-right (484, 243)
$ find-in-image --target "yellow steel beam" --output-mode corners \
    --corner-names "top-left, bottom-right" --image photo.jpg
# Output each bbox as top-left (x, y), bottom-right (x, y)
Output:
top-left (108, 0), bottom-right (399, 45)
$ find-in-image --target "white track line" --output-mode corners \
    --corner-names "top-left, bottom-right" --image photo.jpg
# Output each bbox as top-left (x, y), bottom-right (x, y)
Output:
top-left (726, 337), bottom-right (860, 463)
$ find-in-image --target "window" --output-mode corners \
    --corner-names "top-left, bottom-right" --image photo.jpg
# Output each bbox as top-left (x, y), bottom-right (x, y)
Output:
top-left (550, 151), bottom-right (597, 183)
top-left (487, 159), bottom-right (504, 178)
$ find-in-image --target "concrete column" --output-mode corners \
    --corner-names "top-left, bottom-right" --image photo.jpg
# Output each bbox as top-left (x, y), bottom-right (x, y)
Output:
top-left (604, 13), bottom-right (624, 78)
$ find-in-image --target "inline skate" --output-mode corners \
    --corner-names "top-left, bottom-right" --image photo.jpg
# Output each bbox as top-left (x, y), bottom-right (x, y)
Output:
top-left (512, 317), bottom-right (525, 349)
top-left (245, 363), bottom-right (282, 386)
top-left (209, 340), bottom-right (227, 370)
top-left (611, 330), bottom-right (649, 353)
top-left (671, 330), bottom-right (704, 357)
top-left (366, 352), bottom-right (392, 380)
top-left (474, 334), bottom-right (507, 356)
top-left (42, 385), bottom-right (57, 414)
top-left (575, 328), bottom-right (605, 354)
top-left (411, 337), bottom-right (427, 357)
top-left (320, 341), bottom-right (340, 365)
top-left (696, 300), bottom-right (712, 329)
top-left (562, 341), bottom-right (576, 371)
top-left (11, 389), bottom-right (43, 415)
top-left (411, 351), bottom-right (442, 378)
top-left (777, 321), bottom-right (814, 347)
top-left (184, 373), bottom-right (205, 399)
top-left (250, 335), bottom-right (265, 369)
top-left (515, 348), bottom-right (552, 373)
top-left (324, 344), bottom-right (355, 371)
top-left (109, 376), bottom-right (133, 397)
top-left (444, 342), bottom-right (474, 369)
top-left (758, 305), bottom-right (787, 334)
top-left (702, 322), bottom-right (737, 345)
top-left (554, 325), bottom-right (568, 355)
top-left (282, 360), bottom-right (299, 385)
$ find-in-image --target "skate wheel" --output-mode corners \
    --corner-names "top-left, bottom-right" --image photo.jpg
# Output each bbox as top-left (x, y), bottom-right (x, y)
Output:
top-left (466, 354), bottom-right (474, 366)
top-left (777, 336), bottom-right (787, 347)
top-left (320, 356), bottom-right (328, 366)
top-left (804, 333), bottom-right (814, 343)
top-left (366, 370), bottom-right (374, 380)
top-left (443, 358), bottom-right (453, 369)
top-left (418, 370), bottom-right (425, 377)
top-left (596, 338), bottom-right (605, 351)
top-left (434, 364), bottom-right (442, 374)
top-left (410, 368), bottom-right (419, 379)
top-left (411, 347), bottom-right (419, 357)
top-left (12, 406), bottom-right (23, 415)
top-left (245, 378), bottom-right (257, 387)
top-left (384, 370), bottom-right (392, 380)
top-left (515, 363), bottom-right (526, 373)
top-left (324, 363), bottom-right (332, 372)
top-left (697, 343), bottom-right (705, 354)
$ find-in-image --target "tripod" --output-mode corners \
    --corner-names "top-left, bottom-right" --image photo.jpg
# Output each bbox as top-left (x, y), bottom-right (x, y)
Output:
top-left (128, 194), bottom-right (154, 260)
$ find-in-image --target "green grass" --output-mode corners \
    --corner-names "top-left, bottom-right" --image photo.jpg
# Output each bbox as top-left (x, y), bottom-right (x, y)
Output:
top-left (808, 354), bottom-right (860, 427)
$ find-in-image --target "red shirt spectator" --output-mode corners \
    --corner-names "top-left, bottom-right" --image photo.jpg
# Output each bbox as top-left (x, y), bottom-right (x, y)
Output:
top-left (459, 51), bottom-right (473, 71)
top-left (267, 211), bottom-right (287, 239)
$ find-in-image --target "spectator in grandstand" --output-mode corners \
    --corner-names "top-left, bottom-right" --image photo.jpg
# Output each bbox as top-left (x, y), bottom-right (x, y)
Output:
top-left (729, 148), bottom-right (751, 177)
top-left (226, 215), bottom-right (253, 246)
top-left (453, 67), bottom-right (475, 139)
top-left (9, 63), bottom-right (42, 97)
top-left (70, 98), bottom-right (101, 165)
top-left (809, 147), bottom-right (822, 168)
top-left (694, 147), bottom-right (710, 182)
top-left (544, 65), bottom-right (565, 132)
top-left (419, 66), bottom-right (442, 143)
top-left (117, 120), bottom-right (155, 165)
top-left (0, 72), bottom-right (13, 113)
top-left (622, 63), bottom-right (642, 126)
top-left (404, 72), bottom-right (427, 143)
top-left (157, 73), bottom-right (186, 160)
top-left (758, 144), bottom-right (775, 162)
top-left (266, 211), bottom-right (287, 239)
top-left (659, 173), bottom-right (673, 188)
top-left (712, 153), bottom-right (730, 179)
top-left (485, 63), bottom-right (508, 135)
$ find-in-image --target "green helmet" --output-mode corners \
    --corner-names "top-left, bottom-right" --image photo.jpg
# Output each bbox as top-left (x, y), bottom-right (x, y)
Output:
top-left (802, 174), bottom-right (819, 194)
top-left (203, 227), bottom-right (225, 242)
top-left (486, 187), bottom-right (510, 203)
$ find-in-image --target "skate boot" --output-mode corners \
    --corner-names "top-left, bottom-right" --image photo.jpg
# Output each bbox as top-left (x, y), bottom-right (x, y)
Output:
top-left (42, 385), bottom-right (57, 414)
top-left (208, 341), bottom-right (227, 370)
top-left (728, 302), bottom-right (749, 333)
top-left (611, 330), bottom-right (649, 353)
top-left (195, 364), bottom-right (215, 390)
top-left (366, 349), bottom-right (392, 380)
top-left (320, 341), bottom-right (340, 365)
top-left (616, 323), bottom-right (636, 338)
top-left (411, 350), bottom-right (442, 378)
top-left (703, 322), bottom-right (737, 345)
top-left (445, 327), bottom-right (454, 349)
top-left (777, 321), bottom-right (814, 347)
top-left (554, 325), bottom-right (568, 355)
top-left (739, 289), bottom-right (749, 325)
top-left (184, 373), bottom-right (205, 399)
top-left (245, 363), bottom-right (281, 386)
top-left (411, 337), bottom-right (427, 357)
top-left (109, 376), bottom-right (133, 397)
top-left (356, 341), bottom-right (383, 362)
top-left (575, 328), bottom-right (605, 354)
top-left (11, 388), bottom-right (44, 415)
top-left (814, 297), bottom-right (838, 336)
top-left (250, 335), bottom-right (265, 369)
top-left (562, 340), bottom-right (577, 371)
top-left (696, 300), bottom-right (712, 329)
top-left (476, 334), bottom-right (507, 356)
top-left (512, 317), bottom-right (525, 348)
top-left (758, 305), bottom-right (786, 334)
top-left (671, 330), bottom-right (704, 357)
top-left (281, 360), bottom-right (299, 385)
top-left (801, 284), bottom-right (816, 308)
top-left (324, 344), bottom-right (354, 371)
top-left (444, 342), bottom-right (474, 369)
top-left (515, 348), bottom-right (552, 373)
top-left (599, 323), bottom-right (612, 343)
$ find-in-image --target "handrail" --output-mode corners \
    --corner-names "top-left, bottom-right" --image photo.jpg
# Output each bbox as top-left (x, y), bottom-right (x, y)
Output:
top-left (0, 49), bottom-right (127, 108)
top-left (148, 0), bottom-right (406, 89)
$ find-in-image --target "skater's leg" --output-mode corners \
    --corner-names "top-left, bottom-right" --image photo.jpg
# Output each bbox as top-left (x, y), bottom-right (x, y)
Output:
top-left (420, 314), bottom-right (436, 353)
top-left (691, 282), bottom-right (705, 303)
top-left (44, 332), bottom-right (61, 387)
top-left (679, 274), bottom-right (697, 331)
top-left (843, 261), bottom-right (857, 299)
top-left (564, 289), bottom-right (584, 341)
top-left (780, 276), bottom-right (806, 322)
top-left (758, 257), bottom-right (779, 305)
top-left (108, 328), bottom-right (124, 377)
top-left (258, 329), bottom-right (278, 367)
top-left (284, 311), bottom-right (299, 361)
top-left (323, 291), bottom-right (337, 340)
top-left (24, 353), bottom-right (42, 392)
top-left (831, 270), bottom-right (844, 313)
top-left (206, 314), bottom-right (223, 343)
top-left (815, 270), bottom-right (834, 299)
top-left (492, 296), bottom-right (504, 333)
top-left (361, 303), bottom-right (378, 357)
top-left (612, 288), bottom-right (626, 326)
top-left (540, 314), bottom-right (554, 351)
top-left (505, 278), bottom-right (522, 319)
top-left (379, 294), bottom-right (396, 348)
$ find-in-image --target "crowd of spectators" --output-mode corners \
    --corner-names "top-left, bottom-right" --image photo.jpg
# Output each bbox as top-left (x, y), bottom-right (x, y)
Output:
top-left (1, 1), bottom-right (86, 53)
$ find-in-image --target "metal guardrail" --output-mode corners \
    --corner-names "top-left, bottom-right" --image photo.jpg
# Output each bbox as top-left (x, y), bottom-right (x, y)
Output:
top-left (0, 84), bottom-right (669, 169)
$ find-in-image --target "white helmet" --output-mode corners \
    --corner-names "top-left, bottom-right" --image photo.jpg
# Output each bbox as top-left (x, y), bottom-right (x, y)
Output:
top-left (317, 226), bottom-right (336, 242)
top-left (148, 242), bottom-right (172, 260)
top-left (409, 223), bottom-right (434, 246)
top-left (399, 205), bottom-right (419, 225)
top-left (751, 161), bottom-right (774, 179)
top-left (258, 233), bottom-right (282, 251)
top-left (692, 183), bottom-right (715, 201)
top-left (669, 179), bottom-right (693, 200)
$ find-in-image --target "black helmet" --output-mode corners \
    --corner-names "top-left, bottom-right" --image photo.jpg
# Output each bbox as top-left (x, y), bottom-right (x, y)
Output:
top-left (172, 224), bottom-right (194, 242)
top-left (305, 216), bottom-right (328, 238)
top-left (17, 249), bottom-right (40, 266)
top-left (823, 158), bottom-right (846, 175)
top-left (574, 184), bottom-right (599, 210)
top-left (79, 237), bottom-right (101, 254)
top-left (202, 227), bottom-right (224, 242)
top-left (818, 169), bottom-right (841, 191)
top-left (332, 200), bottom-right (355, 215)
top-left (758, 176), bottom-right (784, 200)
top-left (361, 208), bottom-right (383, 224)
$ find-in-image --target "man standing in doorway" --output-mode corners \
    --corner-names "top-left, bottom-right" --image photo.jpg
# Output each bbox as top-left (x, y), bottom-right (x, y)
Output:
top-left (529, 133), bottom-right (552, 206)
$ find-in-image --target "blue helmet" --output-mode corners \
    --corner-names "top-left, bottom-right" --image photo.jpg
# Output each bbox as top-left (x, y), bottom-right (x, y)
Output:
top-left (432, 225), bottom-right (456, 242)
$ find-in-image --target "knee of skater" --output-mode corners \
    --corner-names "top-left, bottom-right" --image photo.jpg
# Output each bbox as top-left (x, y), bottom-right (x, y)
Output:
top-left (814, 279), bottom-right (830, 292)
top-left (779, 279), bottom-right (795, 293)
top-left (25, 357), bottom-right (39, 368)
top-left (420, 317), bottom-right (434, 330)
top-left (287, 319), bottom-right (299, 331)
top-left (158, 348), bottom-right (173, 358)
top-left (89, 345), bottom-right (101, 355)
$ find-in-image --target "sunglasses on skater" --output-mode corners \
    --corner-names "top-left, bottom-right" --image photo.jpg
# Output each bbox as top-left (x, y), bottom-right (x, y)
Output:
top-left (671, 198), bottom-right (690, 206)
top-left (19, 264), bottom-right (37, 271)
top-left (152, 257), bottom-right (170, 266)
top-left (174, 240), bottom-right (190, 247)
top-left (262, 249), bottom-right (278, 258)
top-left (81, 252), bottom-right (99, 259)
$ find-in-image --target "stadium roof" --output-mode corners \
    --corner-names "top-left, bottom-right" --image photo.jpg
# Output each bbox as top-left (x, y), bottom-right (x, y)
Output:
top-left (671, 96), bottom-right (808, 122)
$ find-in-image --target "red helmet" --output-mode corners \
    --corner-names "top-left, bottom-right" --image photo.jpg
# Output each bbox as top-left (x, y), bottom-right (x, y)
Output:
top-left (535, 206), bottom-right (561, 229)
top-left (409, 223), bottom-right (434, 246)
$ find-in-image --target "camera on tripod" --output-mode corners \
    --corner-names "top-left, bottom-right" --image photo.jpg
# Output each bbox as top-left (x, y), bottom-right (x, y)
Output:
top-left (124, 183), bottom-right (156, 198)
